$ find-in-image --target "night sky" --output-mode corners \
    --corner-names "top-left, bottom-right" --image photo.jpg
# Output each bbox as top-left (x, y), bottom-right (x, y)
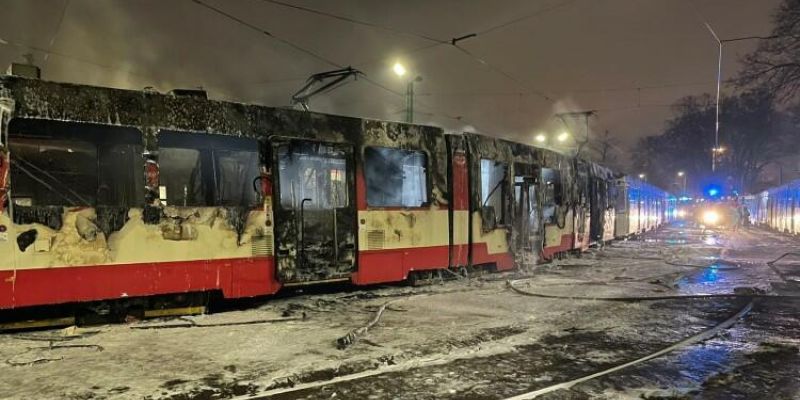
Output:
top-left (0, 0), bottom-right (781, 166)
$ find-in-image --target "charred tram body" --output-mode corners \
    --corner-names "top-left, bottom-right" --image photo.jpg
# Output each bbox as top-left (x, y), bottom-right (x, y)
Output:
top-left (0, 76), bottom-right (674, 322)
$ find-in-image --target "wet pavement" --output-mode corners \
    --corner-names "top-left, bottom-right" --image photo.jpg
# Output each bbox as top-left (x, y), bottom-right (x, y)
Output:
top-left (2, 223), bottom-right (798, 400)
top-left (259, 224), bottom-right (800, 400)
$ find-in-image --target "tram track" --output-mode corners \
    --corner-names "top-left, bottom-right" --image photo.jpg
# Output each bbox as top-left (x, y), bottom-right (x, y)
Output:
top-left (232, 282), bottom-right (781, 400)
top-left (502, 300), bottom-right (754, 400)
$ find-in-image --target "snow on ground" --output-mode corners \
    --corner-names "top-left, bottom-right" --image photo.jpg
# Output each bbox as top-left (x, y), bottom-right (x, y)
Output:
top-left (0, 223), bottom-right (797, 399)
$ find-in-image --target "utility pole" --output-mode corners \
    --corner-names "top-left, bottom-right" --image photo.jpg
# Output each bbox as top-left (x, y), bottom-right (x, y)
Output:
top-left (406, 81), bottom-right (414, 123)
top-left (392, 62), bottom-right (422, 124)
top-left (405, 76), bottom-right (422, 123)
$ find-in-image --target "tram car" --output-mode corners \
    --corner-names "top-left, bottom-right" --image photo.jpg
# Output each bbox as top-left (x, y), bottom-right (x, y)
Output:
top-left (746, 180), bottom-right (799, 234)
top-left (0, 73), bottom-right (673, 322)
top-left (614, 176), bottom-right (675, 237)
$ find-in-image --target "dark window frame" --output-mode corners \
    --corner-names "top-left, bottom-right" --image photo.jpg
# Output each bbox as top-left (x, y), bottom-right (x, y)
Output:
top-left (156, 130), bottom-right (261, 208)
top-left (540, 167), bottom-right (562, 225)
top-left (275, 140), bottom-right (350, 210)
top-left (7, 118), bottom-right (145, 208)
top-left (363, 145), bottom-right (431, 209)
top-left (480, 158), bottom-right (509, 228)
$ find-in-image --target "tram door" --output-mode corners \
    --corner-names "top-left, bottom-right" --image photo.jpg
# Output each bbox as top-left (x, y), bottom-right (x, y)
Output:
top-left (272, 139), bottom-right (356, 284)
top-left (513, 164), bottom-right (542, 266)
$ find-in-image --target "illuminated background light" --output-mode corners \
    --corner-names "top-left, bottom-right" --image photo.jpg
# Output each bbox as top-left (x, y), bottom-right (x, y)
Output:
top-left (392, 62), bottom-right (406, 77)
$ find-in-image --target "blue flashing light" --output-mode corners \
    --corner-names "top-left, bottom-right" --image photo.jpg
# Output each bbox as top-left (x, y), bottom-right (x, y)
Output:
top-left (705, 184), bottom-right (722, 198)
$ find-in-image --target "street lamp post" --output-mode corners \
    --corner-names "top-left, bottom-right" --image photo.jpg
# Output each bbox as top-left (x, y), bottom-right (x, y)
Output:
top-left (705, 23), bottom-right (723, 172)
top-left (392, 62), bottom-right (422, 124)
top-left (703, 23), bottom-right (780, 171)
top-left (677, 171), bottom-right (687, 196)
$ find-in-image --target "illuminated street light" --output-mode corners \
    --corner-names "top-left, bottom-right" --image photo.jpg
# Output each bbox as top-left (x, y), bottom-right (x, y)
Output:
top-left (534, 134), bottom-right (546, 143)
top-left (392, 62), bottom-right (407, 77)
top-left (557, 132), bottom-right (569, 142)
top-left (638, 173), bottom-right (646, 179)
top-left (677, 171), bottom-right (684, 177)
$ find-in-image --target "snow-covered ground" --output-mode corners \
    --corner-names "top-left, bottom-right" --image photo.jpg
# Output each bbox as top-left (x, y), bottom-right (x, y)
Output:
top-left (0, 223), bottom-right (798, 399)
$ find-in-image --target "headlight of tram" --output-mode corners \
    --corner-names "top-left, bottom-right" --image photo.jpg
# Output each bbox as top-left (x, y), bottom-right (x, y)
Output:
top-left (702, 210), bottom-right (720, 225)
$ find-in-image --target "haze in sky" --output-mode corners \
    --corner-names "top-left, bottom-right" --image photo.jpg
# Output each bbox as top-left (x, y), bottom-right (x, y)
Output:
top-left (0, 0), bottom-right (781, 167)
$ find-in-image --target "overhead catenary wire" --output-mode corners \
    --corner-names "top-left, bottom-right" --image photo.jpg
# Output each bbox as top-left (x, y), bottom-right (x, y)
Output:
top-left (450, 44), bottom-right (554, 102)
top-left (416, 79), bottom-right (736, 97)
top-left (251, 0), bottom-right (561, 103)
top-left (4, 0), bottom-right (707, 131)
top-left (43, 0), bottom-right (70, 63)
top-left (258, 0), bottom-right (448, 44)
top-left (472, 0), bottom-right (579, 37)
top-left (190, 0), bottom-right (474, 127)
top-left (191, 0), bottom-right (342, 69)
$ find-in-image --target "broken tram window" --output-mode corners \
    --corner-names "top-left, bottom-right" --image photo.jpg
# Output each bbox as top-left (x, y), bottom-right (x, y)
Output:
top-left (8, 119), bottom-right (144, 207)
top-left (364, 146), bottom-right (428, 208)
top-left (277, 141), bottom-right (348, 210)
top-left (157, 131), bottom-right (259, 207)
top-left (541, 168), bottom-right (562, 224)
top-left (481, 159), bottom-right (508, 227)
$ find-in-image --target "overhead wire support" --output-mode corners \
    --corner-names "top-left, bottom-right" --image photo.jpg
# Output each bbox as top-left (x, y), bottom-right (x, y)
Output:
top-left (451, 33), bottom-right (477, 46)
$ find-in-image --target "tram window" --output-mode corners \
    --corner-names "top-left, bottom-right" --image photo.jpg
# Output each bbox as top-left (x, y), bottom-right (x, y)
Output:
top-left (606, 182), bottom-right (618, 210)
top-left (277, 142), bottom-right (348, 209)
top-left (8, 119), bottom-right (143, 207)
top-left (481, 159), bottom-right (507, 226)
top-left (541, 168), bottom-right (562, 224)
top-left (614, 183), bottom-right (627, 211)
top-left (157, 131), bottom-right (259, 207)
top-left (364, 147), bottom-right (428, 208)
top-left (158, 147), bottom-right (205, 206)
top-left (217, 150), bottom-right (260, 206)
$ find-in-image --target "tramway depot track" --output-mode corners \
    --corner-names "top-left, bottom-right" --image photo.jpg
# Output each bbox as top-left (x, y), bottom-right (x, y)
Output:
top-left (1, 224), bottom-right (799, 400)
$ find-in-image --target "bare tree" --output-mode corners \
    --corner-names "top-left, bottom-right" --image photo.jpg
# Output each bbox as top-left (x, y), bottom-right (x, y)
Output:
top-left (632, 90), bottom-right (796, 193)
top-left (740, 0), bottom-right (800, 100)
top-left (589, 130), bottom-right (620, 165)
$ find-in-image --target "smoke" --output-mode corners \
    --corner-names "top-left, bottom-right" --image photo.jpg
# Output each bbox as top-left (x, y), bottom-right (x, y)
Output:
top-left (0, 0), bottom-right (779, 166)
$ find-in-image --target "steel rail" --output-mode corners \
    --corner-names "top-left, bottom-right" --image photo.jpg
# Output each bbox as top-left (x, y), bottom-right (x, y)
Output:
top-left (502, 300), bottom-right (754, 399)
